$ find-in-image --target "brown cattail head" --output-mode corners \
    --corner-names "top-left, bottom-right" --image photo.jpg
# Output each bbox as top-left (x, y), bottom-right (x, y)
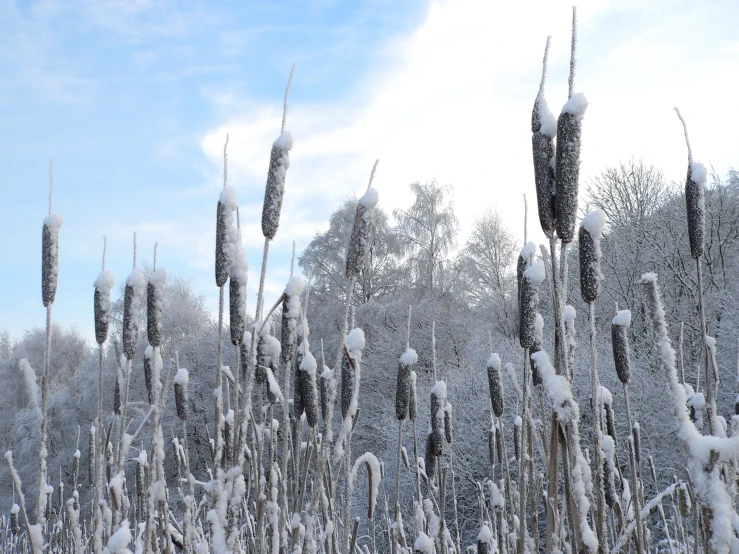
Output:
top-left (341, 349), bottom-right (355, 420)
top-left (488, 427), bottom-right (496, 466)
top-left (257, 333), bottom-right (281, 384)
top-left (174, 367), bottom-right (189, 420)
top-left (444, 404), bottom-right (453, 444)
top-left (554, 94), bottom-right (588, 243)
top-left (520, 261), bottom-right (545, 348)
top-left (604, 402), bottom-right (617, 445)
top-left (240, 336), bottom-right (251, 383)
top-left (10, 504), bottom-right (19, 535)
top-left (294, 330), bottom-right (306, 418)
top-left (424, 434), bottom-right (436, 481)
top-left (430, 381), bottom-right (446, 456)
top-left (223, 412), bottom-right (233, 467)
top-left (215, 200), bottom-right (229, 287)
top-left (396, 349), bottom-right (417, 420)
top-left (346, 181), bottom-right (380, 279)
top-left (262, 132), bottom-right (293, 240)
top-left (409, 370), bottom-right (418, 422)
top-left (42, 213), bottom-right (63, 307)
top-left (602, 435), bottom-right (617, 509)
top-left (685, 162), bottom-right (706, 260)
top-left (487, 354), bottom-right (504, 418)
top-left (517, 242), bottom-right (536, 298)
top-left (578, 210), bottom-right (605, 303)
top-left (611, 309), bottom-right (632, 384)
top-left (144, 346), bottom-right (154, 404)
top-left (477, 525), bottom-right (494, 554)
top-left (93, 270), bottom-right (114, 345)
top-left (281, 276), bottom-right (302, 363)
top-left (123, 268), bottom-right (146, 360)
top-left (531, 313), bottom-right (544, 387)
top-left (632, 422), bottom-right (641, 464)
top-left (114, 368), bottom-right (122, 416)
top-left (495, 425), bottom-right (504, 464)
top-left (147, 268), bottom-right (166, 347)
top-left (678, 483), bottom-right (691, 517)
top-left (513, 416), bottom-right (522, 461)
top-left (300, 351), bottom-right (319, 428)
top-left (320, 367), bottom-right (335, 423)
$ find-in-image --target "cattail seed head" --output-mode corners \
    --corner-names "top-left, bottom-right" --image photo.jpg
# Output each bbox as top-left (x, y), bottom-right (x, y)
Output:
top-left (517, 242), bottom-right (536, 298)
top-left (346, 185), bottom-right (379, 279)
top-left (531, 313), bottom-right (544, 386)
top-left (341, 350), bottom-right (355, 420)
top-left (144, 346), bottom-right (154, 404)
top-left (578, 210), bottom-right (605, 303)
top-left (443, 404), bottom-right (453, 444)
top-left (174, 367), bottom-right (189, 421)
top-left (513, 416), bottom-right (522, 461)
top-left (136, 452), bottom-right (147, 500)
top-left (294, 331), bottom-right (306, 417)
top-left (602, 435), bottom-right (617, 509)
top-left (396, 349), bottom-right (417, 421)
top-left (257, 333), bottom-right (281, 384)
top-left (281, 276), bottom-right (302, 363)
top-left (554, 94), bottom-right (588, 243)
top-left (223, 411), bottom-right (233, 467)
top-left (42, 213), bottom-right (63, 307)
top-left (611, 310), bottom-right (632, 384)
top-left (10, 504), bottom-right (19, 535)
top-left (424, 434), bottom-right (436, 481)
top-left (123, 268), bottom-right (146, 360)
top-left (320, 367), bottom-right (335, 423)
top-left (685, 163), bottom-right (706, 260)
top-left (262, 132), bottom-right (293, 240)
top-left (488, 428), bottom-right (496, 465)
top-left (532, 90), bottom-right (557, 237)
top-left (93, 270), bottom-right (113, 345)
top-left (240, 338), bottom-right (250, 382)
top-left (495, 426), bottom-right (503, 464)
top-left (300, 351), bottom-right (319, 428)
top-left (409, 370), bottom-right (418, 422)
top-left (520, 261), bottom-right (545, 348)
top-left (147, 269), bottom-right (166, 347)
top-left (477, 524), bottom-right (494, 554)
top-left (215, 201), bottom-right (230, 287)
top-left (487, 354), bottom-right (504, 418)
top-left (229, 277), bottom-right (246, 346)
top-left (734, 394), bottom-right (739, 416)
top-left (632, 422), bottom-right (641, 464)
top-left (678, 483), bottom-right (691, 517)
top-left (430, 381), bottom-right (446, 456)
top-left (114, 372), bottom-right (122, 416)
top-left (604, 403), bottom-right (617, 445)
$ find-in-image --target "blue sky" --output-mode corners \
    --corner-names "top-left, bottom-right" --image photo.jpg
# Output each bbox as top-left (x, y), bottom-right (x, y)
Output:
top-left (1, 0), bottom-right (737, 343)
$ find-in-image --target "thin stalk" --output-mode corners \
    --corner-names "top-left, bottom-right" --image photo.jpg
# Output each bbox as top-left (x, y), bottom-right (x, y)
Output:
top-left (696, 260), bottom-right (717, 436)
top-left (623, 386), bottom-right (644, 554)
top-left (589, 301), bottom-right (607, 551)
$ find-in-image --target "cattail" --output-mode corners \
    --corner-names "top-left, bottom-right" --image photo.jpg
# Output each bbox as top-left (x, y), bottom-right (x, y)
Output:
top-left (42, 212), bottom-right (63, 307)
top-left (632, 422), bottom-right (641, 464)
top-left (262, 131), bottom-right (294, 239)
top-left (136, 451), bottom-right (147, 501)
top-left (520, 261), bottom-right (545, 348)
top-left (531, 313), bottom-right (544, 386)
top-left (228, 230), bottom-right (248, 347)
top-left (88, 424), bottom-right (95, 485)
top-left (281, 276), bottom-right (303, 363)
top-left (147, 271), bottom-right (166, 349)
top-left (430, 381), bottom-right (446, 456)
top-left (532, 37), bottom-right (557, 238)
top-left (675, 108), bottom-right (706, 260)
top-left (602, 435), bottom-right (617, 509)
top-left (294, 337), bottom-right (306, 418)
top-left (604, 403), bottom-right (616, 445)
top-left (72, 449), bottom-right (80, 486)
top-left (554, 96), bottom-right (588, 243)
top-left (300, 351), bottom-right (319, 428)
top-left (578, 210), bottom-right (605, 303)
top-left (513, 416), bottom-right (522, 461)
top-left (174, 367), bottom-right (189, 420)
top-left (409, 370), bottom-right (418, 422)
top-left (114, 372), bottom-right (122, 415)
top-left (444, 404), bottom-right (453, 444)
top-left (517, 242), bottom-right (536, 296)
top-left (144, 346), bottom-right (154, 404)
top-left (240, 338), bottom-right (250, 382)
top-left (424, 434), bottom-right (436, 481)
top-left (488, 427), bottom-right (496, 465)
top-left (10, 504), bottom-right (19, 535)
top-left (346, 161), bottom-right (380, 278)
top-left (487, 354), bottom-right (504, 417)
top-left (341, 349), bottom-right (355, 420)
top-left (477, 525), bottom-right (494, 554)
top-left (257, 333), bottom-right (281, 385)
top-left (223, 411), bottom-right (233, 467)
top-left (396, 349), bottom-right (417, 421)
top-left (123, 267), bottom-right (146, 360)
top-left (611, 310), bottom-right (632, 384)
top-left (495, 426), bottom-right (503, 464)
top-left (320, 367), bottom-right (335, 423)
top-left (93, 269), bottom-right (113, 346)
top-left (735, 394), bottom-right (739, 416)
top-left (678, 483), bottom-right (691, 517)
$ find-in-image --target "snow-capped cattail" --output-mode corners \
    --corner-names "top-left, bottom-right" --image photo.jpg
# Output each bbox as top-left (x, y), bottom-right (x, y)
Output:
top-left (396, 349), bottom-right (417, 421)
top-left (495, 427), bottom-right (503, 464)
top-left (430, 381), bottom-right (446, 456)
top-left (444, 404), bottom-right (453, 444)
top-left (735, 394), bottom-right (739, 416)
top-left (488, 427), bottom-right (496, 465)
top-left (147, 266), bottom-right (166, 348)
top-left (604, 403), bottom-right (616, 445)
top-left (678, 483), bottom-right (691, 517)
top-left (341, 350), bottom-right (355, 420)
top-left (215, 155), bottom-right (231, 287)
top-left (136, 452), bottom-right (146, 502)
top-left (174, 367), bottom-right (189, 421)
top-left (531, 313), bottom-right (544, 387)
top-left (520, 261), bottom-right (545, 348)
top-left (239, 337), bottom-right (250, 381)
top-left (300, 351), bottom-right (319, 428)
top-left (513, 416), bottom-right (522, 461)
top-left (93, 254), bottom-right (113, 346)
top-left (424, 434), bottom-right (436, 481)
top-left (228, 223), bottom-right (248, 347)
top-left (611, 310), bottom-right (632, 385)
top-left (144, 346), bottom-right (154, 404)
top-left (531, 37), bottom-right (557, 238)
top-left (320, 367), bottom-right (335, 423)
top-left (517, 242), bottom-right (536, 297)
top-left (223, 412), bottom-right (233, 467)
top-left (257, 333), bottom-right (281, 385)
top-left (281, 276), bottom-right (302, 363)
top-left (10, 504), bottom-right (19, 535)
top-left (123, 264), bottom-right (146, 360)
top-left (675, 108), bottom-right (706, 260)
top-left (602, 436), bottom-right (617, 509)
top-left (487, 354), bottom-right (504, 418)
top-left (42, 211), bottom-right (63, 307)
top-left (578, 210), bottom-right (605, 303)
top-left (477, 524), bottom-right (494, 554)
top-left (409, 370), bottom-right (418, 422)
top-left (346, 161), bottom-right (380, 279)
top-left (632, 422), bottom-right (641, 464)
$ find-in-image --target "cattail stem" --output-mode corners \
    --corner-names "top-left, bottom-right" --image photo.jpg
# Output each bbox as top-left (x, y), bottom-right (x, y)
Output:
top-left (588, 301), bottom-right (608, 550)
top-left (36, 304), bottom-right (52, 527)
top-left (394, 419), bottom-right (404, 519)
top-left (696, 259), bottom-right (717, 436)
top-left (623, 384), bottom-right (645, 554)
top-left (568, 6), bottom-right (577, 99)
